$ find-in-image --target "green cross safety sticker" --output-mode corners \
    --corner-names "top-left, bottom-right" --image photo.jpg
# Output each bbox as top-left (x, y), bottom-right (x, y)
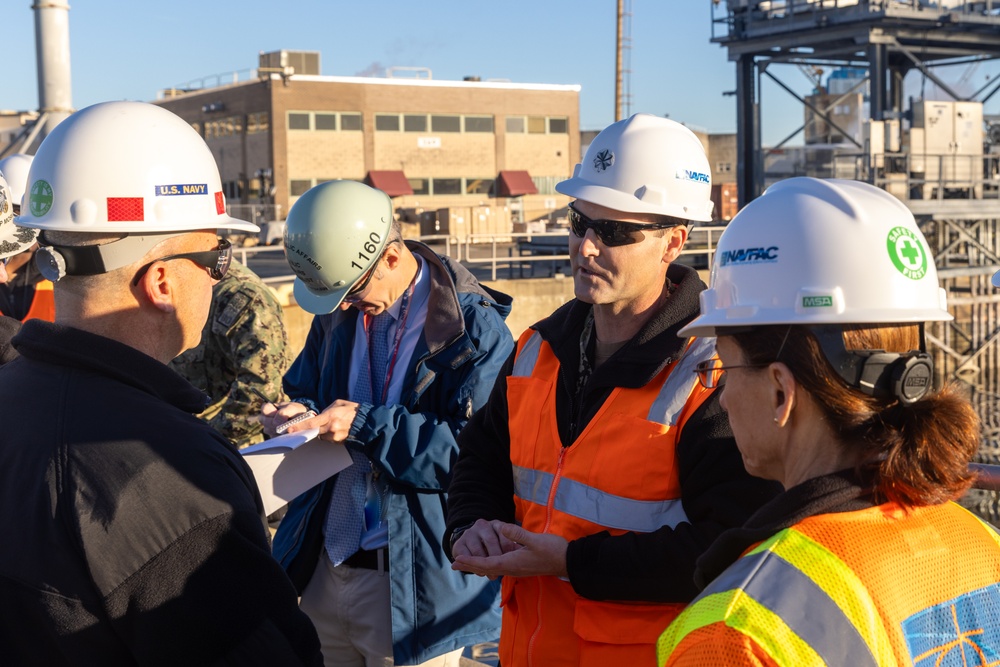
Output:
top-left (886, 226), bottom-right (927, 281)
top-left (30, 180), bottom-right (53, 217)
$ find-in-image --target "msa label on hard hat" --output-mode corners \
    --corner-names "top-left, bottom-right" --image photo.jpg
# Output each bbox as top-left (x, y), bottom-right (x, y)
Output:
top-left (718, 246), bottom-right (779, 267)
top-left (802, 296), bottom-right (833, 308)
top-left (675, 169), bottom-right (710, 184)
top-left (30, 180), bottom-right (54, 217)
top-left (593, 149), bottom-right (615, 172)
top-left (155, 183), bottom-right (209, 196)
top-left (886, 226), bottom-right (928, 281)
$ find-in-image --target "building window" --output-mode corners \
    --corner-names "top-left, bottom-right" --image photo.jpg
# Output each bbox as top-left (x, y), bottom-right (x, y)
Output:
top-left (431, 115), bottom-right (461, 133)
top-left (404, 115), bottom-right (428, 132)
top-left (464, 116), bottom-right (494, 133)
top-left (315, 113), bottom-right (337, 131)
top-left (432, 178), bottom-right (462, 195)
top-left (248, 112), bottom-right (269, 134)
top-left (375, 114), bottom-right (400, 131)
top-left (466, 178), bottom-right (494, 195)
top-left (288, 112), bottom-right (311, 130)
top-left (341, 113), bottom-right (362, 131)
top-left (716, 162), bottom-right (732, 173)
top-left (290, 180), bottom-right (312, 196)
top-left (548, 117), bottom-right (568, 134)
top-left (528, 116), bottom-right (547, 134)
top-left (506, 117), bottom-right (525, 133)
top-left (408, 178), bottom-right (429, 196)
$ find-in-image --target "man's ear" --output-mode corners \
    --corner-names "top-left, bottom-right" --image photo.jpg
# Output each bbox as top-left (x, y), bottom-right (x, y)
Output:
top-left (769, 362), bottom-right (797, 427)
top-left (135, 261), bottom-right (176, 314)
top-left (662, 225), bottom-right (688, 263)
top-left (382, 242), bottom-right (402, 271)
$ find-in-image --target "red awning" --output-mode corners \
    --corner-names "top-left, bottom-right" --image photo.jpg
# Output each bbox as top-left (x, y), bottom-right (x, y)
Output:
top-left (365, 171), bottom-right (414, 197)
top-left (496, 170), bottom-right (538, 197)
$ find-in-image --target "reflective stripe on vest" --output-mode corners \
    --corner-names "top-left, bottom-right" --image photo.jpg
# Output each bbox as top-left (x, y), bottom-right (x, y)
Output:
top-left (512, 464), bottom-right (690, 532)
top-left (658, 527), bottom-right (897, 666)
top-left (511, 330), bottom-right (543, 378)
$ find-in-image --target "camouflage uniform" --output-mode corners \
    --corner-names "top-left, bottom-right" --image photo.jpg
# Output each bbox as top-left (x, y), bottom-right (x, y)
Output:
top-left (171, 260), bottom-right (294, 448)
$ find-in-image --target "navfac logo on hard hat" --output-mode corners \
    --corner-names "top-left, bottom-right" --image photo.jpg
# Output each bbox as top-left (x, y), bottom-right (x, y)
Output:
top-left (593, 149), bottom-right (615, 172)
top-left (718, 246), bottom-right (779, 267)
top-left (675, 169), bottom-right (710, 184)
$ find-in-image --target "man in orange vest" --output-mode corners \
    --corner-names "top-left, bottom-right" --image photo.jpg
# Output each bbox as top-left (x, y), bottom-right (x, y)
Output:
top-left (0, 170), bottom-right (41, 364)
top-left (0, 154), bottom-right (54, 326)
top-left (444, 114), bottom-right (781, 666)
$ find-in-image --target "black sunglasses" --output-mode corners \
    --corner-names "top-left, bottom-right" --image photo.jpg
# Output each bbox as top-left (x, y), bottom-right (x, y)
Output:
top-left (568, 204), bottom-right (681, 247)
top-left (132, 238), bottom-right (232, 286)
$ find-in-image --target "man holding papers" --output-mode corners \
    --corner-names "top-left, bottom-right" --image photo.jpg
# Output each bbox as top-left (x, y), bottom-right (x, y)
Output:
top-left (261, 180), bottom-right (514, 667)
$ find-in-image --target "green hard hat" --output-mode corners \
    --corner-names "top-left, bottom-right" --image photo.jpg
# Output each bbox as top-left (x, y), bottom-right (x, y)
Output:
top-left (285, 180), bottom-right (393, 314)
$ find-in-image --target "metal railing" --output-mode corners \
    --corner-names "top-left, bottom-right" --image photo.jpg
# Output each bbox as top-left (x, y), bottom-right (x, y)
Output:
top-left (233, 227), bottom-right (728, 284)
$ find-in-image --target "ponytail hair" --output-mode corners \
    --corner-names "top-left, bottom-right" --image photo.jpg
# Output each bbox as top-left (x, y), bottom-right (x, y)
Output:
top-left (732, 324), bottom-right (979, 507)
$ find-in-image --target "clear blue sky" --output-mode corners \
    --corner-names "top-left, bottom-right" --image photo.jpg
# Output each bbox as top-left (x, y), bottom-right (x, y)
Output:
top-left (8, 1), bottom-right (998, 146)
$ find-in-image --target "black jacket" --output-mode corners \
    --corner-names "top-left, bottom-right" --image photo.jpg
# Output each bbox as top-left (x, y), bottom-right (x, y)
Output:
top-left (0, 315), bottom-right (18, 365)
top-left (0, 321), bottom-right (321, 666)
top-left (446, 263), bottom-right (782, 603)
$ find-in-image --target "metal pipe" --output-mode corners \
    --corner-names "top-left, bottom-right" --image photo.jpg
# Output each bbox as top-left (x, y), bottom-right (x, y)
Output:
top-left (33, 0), bottom-right (74, 142)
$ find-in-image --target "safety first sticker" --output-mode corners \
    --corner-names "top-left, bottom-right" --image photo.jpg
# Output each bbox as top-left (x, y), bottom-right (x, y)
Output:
top-left (887, 226), bottom-right (928, 281)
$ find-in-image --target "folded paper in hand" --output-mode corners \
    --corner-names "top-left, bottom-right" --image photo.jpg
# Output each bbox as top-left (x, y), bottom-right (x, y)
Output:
top-left (241, 428), bottom-right (352, 515)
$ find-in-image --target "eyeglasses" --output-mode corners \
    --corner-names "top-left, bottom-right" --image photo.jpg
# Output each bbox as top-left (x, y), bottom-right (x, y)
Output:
top-left (568, 204), bottom-right (680, 247)
top-left (132, 238), bottom-right (232, 286)
top-left (343, 250), bottom-right (386, 303)
top-left (694, 358), bottom-right (770, 389)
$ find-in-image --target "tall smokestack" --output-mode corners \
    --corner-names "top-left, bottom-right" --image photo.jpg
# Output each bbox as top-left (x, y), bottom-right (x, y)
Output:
top-left (34, 0), bottom-right (74, 142)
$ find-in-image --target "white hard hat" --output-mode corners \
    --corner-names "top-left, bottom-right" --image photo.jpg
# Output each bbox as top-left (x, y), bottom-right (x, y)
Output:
top-left (556, 113), bottom-right (714, 222)
top-left (0, 173), bottom-right (38, 260)
top-left (680, 177), bottom-right (951, 338)
top-left (284, 180), bottom-right (394, 314)
top-left (17, 101), bottom-right (257, 235)
top-left (0, 154), bottom-right (33, 210)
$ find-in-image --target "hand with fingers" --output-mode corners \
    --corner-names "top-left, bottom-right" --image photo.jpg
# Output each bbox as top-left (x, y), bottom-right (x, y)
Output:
top-left (451, 520), bottom-right (569, 580)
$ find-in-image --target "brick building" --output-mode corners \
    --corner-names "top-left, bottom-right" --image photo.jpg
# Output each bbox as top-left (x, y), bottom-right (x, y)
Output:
top-left (155, 52), bottom-right (581, 239)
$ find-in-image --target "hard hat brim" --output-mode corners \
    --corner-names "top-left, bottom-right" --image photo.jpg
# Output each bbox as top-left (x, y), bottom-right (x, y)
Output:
top-left (0, 222), bottom-right (39, 260)
top-left (679, 308), bottom-right (954, 339)
top-left (293, 278), bottom-right (350, 315)
top-left (555, 178), bottom-right (713, 223)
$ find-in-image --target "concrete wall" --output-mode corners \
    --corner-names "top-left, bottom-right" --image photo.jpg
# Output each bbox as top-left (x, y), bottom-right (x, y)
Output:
top-left (276, 271), bottom-right (709, 358)
top-left (275, 276), bottom-right (578, 356)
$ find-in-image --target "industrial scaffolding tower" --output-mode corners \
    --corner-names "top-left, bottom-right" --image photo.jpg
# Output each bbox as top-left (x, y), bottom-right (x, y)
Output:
top-left (713, 0), bottom-right (1000, 520)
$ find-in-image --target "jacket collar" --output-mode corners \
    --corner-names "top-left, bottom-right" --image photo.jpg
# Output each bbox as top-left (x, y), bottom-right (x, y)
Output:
top-left (12, 319), bottom-right (209, 413)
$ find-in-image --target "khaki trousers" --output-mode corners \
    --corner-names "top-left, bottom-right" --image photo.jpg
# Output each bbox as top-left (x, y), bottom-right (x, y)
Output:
top-left (300, 553), bottom-right (464, 667)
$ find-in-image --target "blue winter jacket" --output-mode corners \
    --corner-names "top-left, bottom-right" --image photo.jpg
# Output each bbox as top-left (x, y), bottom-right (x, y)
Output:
top-left (273, 242), bottom-right (513, 665)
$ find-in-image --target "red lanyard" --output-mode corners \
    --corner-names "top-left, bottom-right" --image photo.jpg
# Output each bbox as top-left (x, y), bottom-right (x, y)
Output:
top-left (363, 275), bottom-right (416, 405)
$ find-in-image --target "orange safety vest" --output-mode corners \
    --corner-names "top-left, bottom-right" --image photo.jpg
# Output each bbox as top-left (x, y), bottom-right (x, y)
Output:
top-left (501, 328), bottom-right (718, 667)
top-left (658, 501), bottom-right (1000, 666)
top-left (0, 280), bottom-right (55, 323)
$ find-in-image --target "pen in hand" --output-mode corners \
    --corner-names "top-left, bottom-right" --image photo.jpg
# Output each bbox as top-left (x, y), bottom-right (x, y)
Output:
top-left (249, 386), bottom-right (273, 406)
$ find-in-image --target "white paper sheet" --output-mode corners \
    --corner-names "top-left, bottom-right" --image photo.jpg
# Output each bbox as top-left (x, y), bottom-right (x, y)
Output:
top-left (241, 428), bottom-right (352, 515)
